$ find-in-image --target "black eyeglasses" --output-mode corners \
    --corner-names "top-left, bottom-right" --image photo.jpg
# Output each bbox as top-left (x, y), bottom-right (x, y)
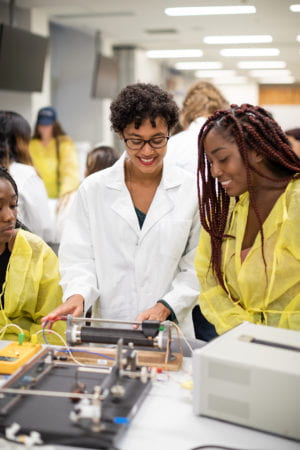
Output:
top-left (124, 136), bottom-right (170, 151)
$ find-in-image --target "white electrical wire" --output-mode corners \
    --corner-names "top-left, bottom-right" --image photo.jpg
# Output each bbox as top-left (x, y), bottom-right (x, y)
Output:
top-left (159, 321), bottom-right (194, 383)
top-left (35, 328), bottom-right (85, 366)
top-left (168, 321), bottom-right (194, 355)
top-left (0, 323), bottom-right (23, 337)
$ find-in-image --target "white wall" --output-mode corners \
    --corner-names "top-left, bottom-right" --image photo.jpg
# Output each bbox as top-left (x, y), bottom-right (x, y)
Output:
top-left (50, 23), bottom-right (104, 145)
top-left (30, 8), bottom-right (51, 126)
top-left (0, 91), bottom-right (32, 123)
top-left (217, 81), bottom-right (259, 106)
top-left (161, 68), bottom-right (259, 110)
top-left (135, 50), bottom-right (162, 85)
top-left (261, 105), bottom-right (300, 131)
top-left (50, 24), bottom-right (118, 178)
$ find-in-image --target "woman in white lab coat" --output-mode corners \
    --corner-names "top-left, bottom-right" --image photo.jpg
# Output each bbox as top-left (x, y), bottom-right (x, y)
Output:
top-left (43, 83), bottom-right (200, 335)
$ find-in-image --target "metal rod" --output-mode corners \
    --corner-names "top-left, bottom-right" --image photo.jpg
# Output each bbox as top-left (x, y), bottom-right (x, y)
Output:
top-left (0, 393), bottom-right (23, 416)
top-left (0, 387), bottom-right (101, 400)
top-left (77, 367), bottom-right (112, 374)
top-left (69, 316), bottom-right (141, 326)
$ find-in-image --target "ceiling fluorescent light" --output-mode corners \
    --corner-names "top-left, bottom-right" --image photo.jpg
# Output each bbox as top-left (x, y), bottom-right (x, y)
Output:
top-left (289, 5), bottom-right (300, 12)
top-left (238, 61), bottom-right (286, 69)
top-left (204, 35), bottom-right (272, 44)
top-left (249, 70), bottom-right (291, 77)
top-left (195, 70), bottom-right (236, 78)
top-left (165, 6), bottom-right (256, 16)
top-left (297, 35), bottom-right (300, 42)
top-left (175, 61), bottom-right (222, 70)
top-left (212, 76), bottom-right (248, 84)
top-left (147, 49), bottom-right (203, 58)
top-left (258, 77), bottom-right (295, 84)
top-left (221, 48), bottom-right (280, 57)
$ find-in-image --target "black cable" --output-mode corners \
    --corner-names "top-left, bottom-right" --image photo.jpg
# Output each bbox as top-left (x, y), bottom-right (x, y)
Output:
top-left (190, 445), bottom-right (258, 450)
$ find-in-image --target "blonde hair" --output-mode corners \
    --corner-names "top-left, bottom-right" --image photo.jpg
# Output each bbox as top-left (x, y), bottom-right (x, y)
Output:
top-left (180, 81), bottom-right (229, 129)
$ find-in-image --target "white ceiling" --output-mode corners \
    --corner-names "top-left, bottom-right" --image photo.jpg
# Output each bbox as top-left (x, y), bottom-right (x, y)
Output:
top-left (2, 0), bottom-right (300, 84)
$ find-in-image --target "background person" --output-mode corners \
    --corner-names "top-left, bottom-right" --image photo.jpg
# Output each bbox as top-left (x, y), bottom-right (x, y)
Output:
top-left (165, 81), bottom-right (228, 340)
top-left (0, 111), bottom-right (53, 242)
top-left (43, 83), bottom-right (200, 337)
top-left (285, 128), bottom-right (300, 158)
top-left (29, 106), bottom-right (79, 199)
top-left (54, 145), bottom-right (119, 242)
top-left (195, 104), bottom-right (300, 335)
top-left (0, 168), bottom-right (64, 343)
top-left (165, 81), bottom-right (229, 174)
top-left (84, 145), bottom-right (119, 177)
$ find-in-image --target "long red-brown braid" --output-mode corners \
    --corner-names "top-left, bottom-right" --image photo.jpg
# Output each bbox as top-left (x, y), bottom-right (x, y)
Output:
top-left (197, 112), bottom-right (231, 292)
top-left (197, 104), bottom-right (300, 292)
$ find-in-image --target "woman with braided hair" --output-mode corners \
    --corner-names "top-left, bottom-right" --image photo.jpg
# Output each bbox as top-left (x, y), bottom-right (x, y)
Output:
top-left (195, 103), bottom-right (300, 336)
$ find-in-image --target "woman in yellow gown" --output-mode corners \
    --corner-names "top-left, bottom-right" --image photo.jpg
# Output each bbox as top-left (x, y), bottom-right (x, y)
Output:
top-left (0, 167), bottom-right (65, 343)
top-left (29, 107), bottom-right (79, 199)
top-left (195, 104), bottom-right (300, 336)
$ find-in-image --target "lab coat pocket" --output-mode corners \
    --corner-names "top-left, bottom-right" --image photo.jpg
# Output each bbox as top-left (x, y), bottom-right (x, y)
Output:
top-left (159, 219), bottom-right (192, 260)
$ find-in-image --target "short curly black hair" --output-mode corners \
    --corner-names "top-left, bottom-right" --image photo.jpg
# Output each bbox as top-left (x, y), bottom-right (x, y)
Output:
top-left (110, 83), bottom-right (179, 133)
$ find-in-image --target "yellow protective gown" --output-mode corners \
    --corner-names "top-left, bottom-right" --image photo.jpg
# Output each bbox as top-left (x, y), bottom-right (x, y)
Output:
top-left (29, 136), bottom-right (79, 198)
top-left (0, 229), bottom-right (65, 344)
top-left (195, 178), bottom-right (300, 335)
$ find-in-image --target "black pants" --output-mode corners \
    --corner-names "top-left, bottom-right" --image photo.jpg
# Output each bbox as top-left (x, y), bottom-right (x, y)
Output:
top-left (192, 304), bottom-right (218, 342)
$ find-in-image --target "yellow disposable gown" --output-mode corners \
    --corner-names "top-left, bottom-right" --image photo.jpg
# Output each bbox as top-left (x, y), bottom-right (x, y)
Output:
top-left (0, 229), bottom-right (66, 344)
top-left (195, 179), bottom-right (300, 335)
top-left (29, 136), bottom-right (79, 198)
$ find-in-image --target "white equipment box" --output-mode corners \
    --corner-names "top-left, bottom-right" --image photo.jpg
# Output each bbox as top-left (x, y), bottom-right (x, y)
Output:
top-left (193, 322), bottom-right (300, 440)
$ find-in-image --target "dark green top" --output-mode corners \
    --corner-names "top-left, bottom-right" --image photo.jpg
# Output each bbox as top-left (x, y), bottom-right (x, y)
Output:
top-left (134, 206), bottom-right (177, 322)
top-left (134, 206), bottom-right (146, 229)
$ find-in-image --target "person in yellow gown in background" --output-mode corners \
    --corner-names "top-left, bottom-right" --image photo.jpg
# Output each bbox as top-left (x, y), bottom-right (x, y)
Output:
top-left (0, 167), bottom-right (65, 344)
top-left (195, 104), bottom-right (300, 336)
top-left (29, 107), bottom-right (79, 199)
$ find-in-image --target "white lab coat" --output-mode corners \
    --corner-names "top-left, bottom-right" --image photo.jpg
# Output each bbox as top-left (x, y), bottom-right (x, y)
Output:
top-left (59, 156), bottom-right (201, 336)
top-left (165, 117), bottom-right (207, 175)
top-left (9, 162), bottom-right (53, 242)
